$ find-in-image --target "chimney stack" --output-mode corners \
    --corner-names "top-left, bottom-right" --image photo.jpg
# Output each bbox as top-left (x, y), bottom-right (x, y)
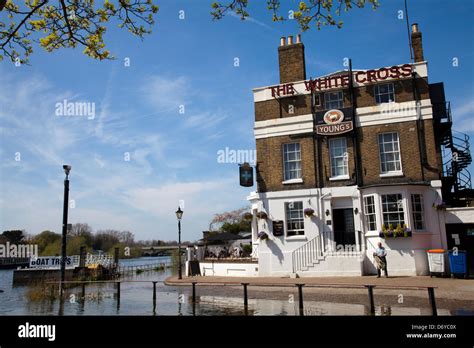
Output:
top-left (411, 23), bottom-right (424, 62)
top-left (278, 34), bottom-right (306, 84)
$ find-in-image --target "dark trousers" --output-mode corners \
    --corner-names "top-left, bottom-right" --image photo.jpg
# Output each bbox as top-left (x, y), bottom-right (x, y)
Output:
top-left (377, 256), bottom-right (388, 277)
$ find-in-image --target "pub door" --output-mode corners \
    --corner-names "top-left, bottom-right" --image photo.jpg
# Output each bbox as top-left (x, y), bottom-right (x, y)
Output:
top-left (333, 208), bottom-right (356, 247)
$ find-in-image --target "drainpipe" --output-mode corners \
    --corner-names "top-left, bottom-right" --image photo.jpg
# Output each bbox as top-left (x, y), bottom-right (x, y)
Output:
top-left (318, 192), bottom-right (331, 253)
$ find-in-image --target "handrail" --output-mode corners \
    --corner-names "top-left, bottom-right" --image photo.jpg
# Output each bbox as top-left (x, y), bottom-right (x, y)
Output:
top-left (291, 236), bottom-right (323, 273)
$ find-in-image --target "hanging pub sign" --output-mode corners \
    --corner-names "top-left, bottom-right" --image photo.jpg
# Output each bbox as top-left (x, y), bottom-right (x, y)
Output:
top-left (272, 220), bottom-right (284, 237)
top-left (239, 162), bottom-right (254, 187)
top-left (315, 108), bottom-right (353, 135)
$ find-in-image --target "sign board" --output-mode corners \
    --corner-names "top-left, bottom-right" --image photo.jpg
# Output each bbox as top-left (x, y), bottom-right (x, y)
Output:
top-left (239, 162), bottom-right (254, 187)
top-left (267, 64), bottom-right (413, 97)
top-left (188, 260), bottom-right (201, 276)
top-left (315, 108), bottom-right (354, 136)
top-left (29, 256), bottom-right (79, 269)
top-left (272, 220), bottom-right (284, 237)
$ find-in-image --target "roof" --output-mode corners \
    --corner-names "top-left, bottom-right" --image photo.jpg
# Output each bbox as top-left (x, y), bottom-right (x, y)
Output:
top-left (202, 232), bottom-right (247, 242)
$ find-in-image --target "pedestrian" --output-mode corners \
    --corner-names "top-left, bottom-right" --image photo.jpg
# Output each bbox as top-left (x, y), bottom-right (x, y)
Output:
top-left (373, 242), bottom-right (388, 278)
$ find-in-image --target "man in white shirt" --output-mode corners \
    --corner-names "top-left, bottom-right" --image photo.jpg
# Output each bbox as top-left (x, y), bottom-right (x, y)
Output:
top-left (373, 242), bottom-right (388, 278)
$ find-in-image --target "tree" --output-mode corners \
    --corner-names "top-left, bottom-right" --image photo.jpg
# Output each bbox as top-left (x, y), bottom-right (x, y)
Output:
top-left (1, 0), bottom-right (378, 64)
top-left (31, 230), bottom-right (61, 254)
top-left (1, 0), bottom-right (159, 63)
top-left (211, 1), bottom-right (379, 31)
top-left (69, 223), bottom-right (93, 245)
top-left (209, 207), bottom-right (251, 234)
top-left (1, 230), bottom-right (26, 244)
top-left (93, 230), bottom-right (120, 251)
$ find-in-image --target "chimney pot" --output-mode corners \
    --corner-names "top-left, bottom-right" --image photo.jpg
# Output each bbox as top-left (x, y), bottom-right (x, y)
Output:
top-left (412, 23), bottom-right (419, 33)
top-left (287, 36), bottom-right (293, 45)
top-left (280, 37), bottom-right (286, 46)
top-left (296, 34), bottom-right (301, 44)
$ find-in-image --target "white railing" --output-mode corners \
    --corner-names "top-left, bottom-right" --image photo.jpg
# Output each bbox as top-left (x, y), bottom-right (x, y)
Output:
top-left (291, 236), bottom-right (324, 273)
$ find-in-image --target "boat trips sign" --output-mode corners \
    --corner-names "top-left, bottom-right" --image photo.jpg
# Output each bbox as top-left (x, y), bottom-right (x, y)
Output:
top-left (29, 256), bottom-right (79, 269)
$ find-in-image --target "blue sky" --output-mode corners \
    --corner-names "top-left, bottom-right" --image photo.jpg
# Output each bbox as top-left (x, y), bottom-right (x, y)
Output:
top-left (0, 0), bottom-right (473, 242)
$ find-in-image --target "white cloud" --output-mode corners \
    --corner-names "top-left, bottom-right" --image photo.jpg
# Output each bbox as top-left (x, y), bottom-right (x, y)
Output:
top-left (141, 75), bottom-right (189, 111)
top-left (453, 100), bottom-right (474, 132)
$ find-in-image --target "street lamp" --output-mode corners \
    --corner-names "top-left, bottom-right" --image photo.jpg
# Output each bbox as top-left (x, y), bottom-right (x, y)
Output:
top-left (175, 207), bottom-right (183, 279)
top-left (60, 165), bottom-right (71, 296)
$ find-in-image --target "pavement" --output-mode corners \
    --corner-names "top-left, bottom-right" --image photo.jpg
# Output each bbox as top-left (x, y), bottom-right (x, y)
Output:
top-left (165, 275), bottom-right (474, 303)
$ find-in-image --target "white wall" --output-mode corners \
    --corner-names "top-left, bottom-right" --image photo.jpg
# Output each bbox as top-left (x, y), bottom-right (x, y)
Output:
top-left (197, 261), bottom-right (258, 277)
top-left (445, 207), bottom-right (474, 224)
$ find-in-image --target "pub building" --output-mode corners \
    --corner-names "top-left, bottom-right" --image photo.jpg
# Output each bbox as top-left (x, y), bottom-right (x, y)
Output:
top-left (247, 24), bottom-right (474, 277)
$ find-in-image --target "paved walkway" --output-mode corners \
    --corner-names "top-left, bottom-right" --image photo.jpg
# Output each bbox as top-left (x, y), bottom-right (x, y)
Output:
top-left (165, 275), bottom-right (474, 301)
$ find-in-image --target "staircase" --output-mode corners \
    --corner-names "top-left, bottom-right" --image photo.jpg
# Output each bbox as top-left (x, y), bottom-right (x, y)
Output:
top-left (291, 236), bottom-right (325, 273)
top-left (433, 101), bottom-right (473, 206)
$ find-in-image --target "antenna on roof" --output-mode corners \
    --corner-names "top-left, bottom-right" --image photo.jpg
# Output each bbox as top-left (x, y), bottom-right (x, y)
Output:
top-left (404, 0), bottom-right (414, 62)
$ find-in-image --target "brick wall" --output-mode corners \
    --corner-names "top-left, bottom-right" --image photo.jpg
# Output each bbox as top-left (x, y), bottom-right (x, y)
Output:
top-left (255, 120), bottom-right (440, 193)
top-left (319, 136), bottom-right (356, 187)
top-left (358, 119), bottom-right (440, 187)
top-left (256, 135), bottom-right (316, 192)
top-left (254, 78), bottom-right (430, 122)
top-left (278, 43), bottom-right (306, 84)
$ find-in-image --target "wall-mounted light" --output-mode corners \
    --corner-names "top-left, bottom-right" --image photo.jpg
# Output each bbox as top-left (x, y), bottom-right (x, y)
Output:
top-left (325, 209), bottom-right (330, 216)
top-left (354, 207), bottom-right (359, 215)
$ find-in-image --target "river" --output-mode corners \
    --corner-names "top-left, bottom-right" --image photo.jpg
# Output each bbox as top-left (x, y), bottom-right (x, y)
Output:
top-left (0, 257), bottom-right (466, 316)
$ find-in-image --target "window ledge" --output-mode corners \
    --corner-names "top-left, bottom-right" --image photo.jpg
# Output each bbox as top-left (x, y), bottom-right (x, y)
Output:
top-left (329, 175), bottom-right (350, 181)
top-left (282, 178), bottom-right (303, 185)
top-left (285, 235), bottom-right (307, 241)
top-left (379, 171), bottom-right (404, 178)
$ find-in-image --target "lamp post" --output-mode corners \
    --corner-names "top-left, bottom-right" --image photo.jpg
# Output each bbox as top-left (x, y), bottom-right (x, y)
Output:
top-left (175, 207), bottom-right (183, 279)
top-left (60, 165), bottom-right (71, 296)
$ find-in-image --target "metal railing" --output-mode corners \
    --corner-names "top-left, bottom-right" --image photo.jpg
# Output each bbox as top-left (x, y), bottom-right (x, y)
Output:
top-left (118, 261), bottom-right (172, 274)
top-left (46, 280), bottom-right (440, 316)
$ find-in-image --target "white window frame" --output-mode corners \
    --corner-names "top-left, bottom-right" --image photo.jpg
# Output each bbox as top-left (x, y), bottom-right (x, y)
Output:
top-left (282, 143), bottom-right (302, 182)
top-left (410, 193), bottom-right (426, 231)
top-left (285, 201), bottom-right (305, 236)
top-left (378, 132), bottom-right (403, 176)
top-left (374, 83), bottom-right (395, 104)
top-left (329, 137), bottom-right (349, 180)
top-left (363, 195), bottom-right (377, 232)
top-left (324, 90), bottom-right (344, 110)
top-left (380, 193), bottom-right (406, 229)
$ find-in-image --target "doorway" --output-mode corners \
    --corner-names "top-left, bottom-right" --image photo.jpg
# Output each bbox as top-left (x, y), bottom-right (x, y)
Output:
top-left (333, 208), bottom-right (356, 247)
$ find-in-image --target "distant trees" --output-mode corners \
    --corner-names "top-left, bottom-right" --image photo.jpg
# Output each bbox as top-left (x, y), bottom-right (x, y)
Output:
top-left (4, 224), bottom-right (191, 258)
top-left (26, 224), bottom-right (140, 257)
top-left (209, 208), bottom-right (251, 234)
top-left (1, 230), bottom-right (26, 244)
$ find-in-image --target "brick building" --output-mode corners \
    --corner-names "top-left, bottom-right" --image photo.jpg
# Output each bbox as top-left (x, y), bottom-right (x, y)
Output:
top-left (247, 24), bottom-right (474, 277)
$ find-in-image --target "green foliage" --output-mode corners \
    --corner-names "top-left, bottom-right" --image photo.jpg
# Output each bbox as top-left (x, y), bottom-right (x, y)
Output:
top-left (242, 244), bottom-right (252, 256)
top-left (1, 0), bottom-right (159, 63)
top-left (2, 0), bottom-right (378, 64)
top-left (1, 230), bottom-right (26, 244)
top-left (211, 0), bottom-right (379, 31)
top-left (31, 230), bottom-right (61, 252)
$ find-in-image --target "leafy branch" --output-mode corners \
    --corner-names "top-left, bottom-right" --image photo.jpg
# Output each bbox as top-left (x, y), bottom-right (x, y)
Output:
top-left (0, 0), bottom-right (159, 64)
top-left (211, 0), bottom-right (379, 30)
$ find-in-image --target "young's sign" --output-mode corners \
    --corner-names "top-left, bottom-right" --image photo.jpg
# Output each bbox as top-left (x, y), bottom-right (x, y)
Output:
top-left (316, 108), bottom-right (353, 135)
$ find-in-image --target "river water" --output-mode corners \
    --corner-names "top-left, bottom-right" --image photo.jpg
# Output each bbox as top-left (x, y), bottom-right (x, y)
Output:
top-left (0, 257), bottom-right (465, 316)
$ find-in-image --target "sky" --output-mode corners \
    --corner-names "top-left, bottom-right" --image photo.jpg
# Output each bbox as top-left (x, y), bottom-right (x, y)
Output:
top-left (0, 0), bottom-right (473, 242)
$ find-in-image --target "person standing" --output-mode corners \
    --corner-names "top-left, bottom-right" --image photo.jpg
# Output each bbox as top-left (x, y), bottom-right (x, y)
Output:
top-left (373, 242), bottom-right (388, 278)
